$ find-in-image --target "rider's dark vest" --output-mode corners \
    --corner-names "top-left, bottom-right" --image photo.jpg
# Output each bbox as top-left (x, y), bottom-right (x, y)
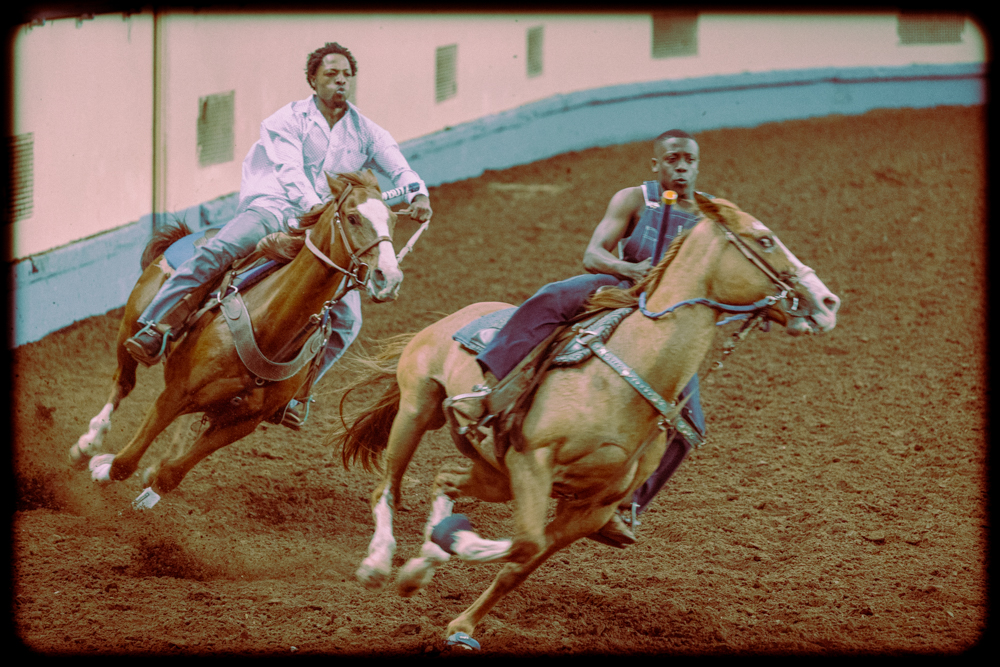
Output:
top-left (620, 181), bottom-right (710, 265)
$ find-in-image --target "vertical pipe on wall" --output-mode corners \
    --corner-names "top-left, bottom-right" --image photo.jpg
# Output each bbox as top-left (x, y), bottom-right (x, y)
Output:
top-left (151, 8), bottom-right (165, 232)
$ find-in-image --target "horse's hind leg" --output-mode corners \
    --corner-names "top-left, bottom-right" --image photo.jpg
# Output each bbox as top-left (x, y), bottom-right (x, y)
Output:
top-left (395, 459), bottom-right (513, 597)
top-left (86, 384), bottom-right (186, 486)
top-left (357, 379), bottom-right (446, 590)
top-left (70, 286), bottom-right (155, 468)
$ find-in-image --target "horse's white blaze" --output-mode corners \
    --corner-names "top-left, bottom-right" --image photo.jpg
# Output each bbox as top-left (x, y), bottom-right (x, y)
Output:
top-left (357, 489), bottom-right (396, 587)
top-left (773, 237), bottom-right (839, 333)
top-left (451, 532), bottom-right (513, 563)
top-left (357, 198), bottom-right (402, 300)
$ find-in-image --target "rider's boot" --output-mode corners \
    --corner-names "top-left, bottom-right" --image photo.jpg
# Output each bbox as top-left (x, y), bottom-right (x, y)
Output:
top-left (587, 503), bottom-right (639, 548)
top-left (124, 291), bottom-right (205, 367)
top-left (268, 396), bottom-right (314, 430)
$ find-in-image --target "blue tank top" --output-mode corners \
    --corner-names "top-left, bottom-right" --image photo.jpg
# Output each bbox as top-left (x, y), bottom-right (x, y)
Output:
top-left (619, 181), bottom-right (710, 265)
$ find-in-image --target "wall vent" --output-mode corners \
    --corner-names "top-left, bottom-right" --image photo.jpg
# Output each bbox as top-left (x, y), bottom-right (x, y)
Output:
top-left (527, 26), bottom-right (544, 78)
top-left (9, 133), bottom-right (34, 222)
top-left (435, 44), bottom-right (458, 103)
top-left (197, 90), bottom-right (235, 167)
top-left (651, 11), bottom-right (698, 59)
top-left (898, 13), bottom-right (966, 44)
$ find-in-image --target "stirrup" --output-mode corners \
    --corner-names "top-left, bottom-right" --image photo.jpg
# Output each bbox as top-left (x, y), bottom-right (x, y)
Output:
top-left (125, 321), bottom-right (171, 366)
top-left (587, 510), bottom-right (637, 549)
top-left (278, 397), bottom-right (313, 430)
top-left (444, 384), bottom-right (493, 429)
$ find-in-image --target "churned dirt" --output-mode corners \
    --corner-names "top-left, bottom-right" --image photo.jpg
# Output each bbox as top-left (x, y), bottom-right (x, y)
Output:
top-left (11, 105), bottom-right (987, 656)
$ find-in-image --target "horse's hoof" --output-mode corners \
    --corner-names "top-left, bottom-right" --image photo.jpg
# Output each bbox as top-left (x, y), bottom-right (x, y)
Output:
top-left (396, 557), bottom-right (436, 597)
top-left (68, 442), bottom-right (90, 469)
top-left (88, 454), bottom-right (116, 484)
top-left (356, 562), bottom-right (390, 591)
top-left (446, 632), bottom-right (480, 651)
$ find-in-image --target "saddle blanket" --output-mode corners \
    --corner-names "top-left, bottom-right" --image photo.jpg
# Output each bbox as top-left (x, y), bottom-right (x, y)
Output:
top-left (452, 308), bottom-right (518, 353)
top-left (452, 306), bottom-right (634, 368)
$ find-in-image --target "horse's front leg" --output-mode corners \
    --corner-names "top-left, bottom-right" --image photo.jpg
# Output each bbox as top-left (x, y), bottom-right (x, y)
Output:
top-left (84, 384), bottom-right (187, 486)
top-left (504, 445), bottom-right (555, 563)
top-left (444, 500), bottom-right (615, 646)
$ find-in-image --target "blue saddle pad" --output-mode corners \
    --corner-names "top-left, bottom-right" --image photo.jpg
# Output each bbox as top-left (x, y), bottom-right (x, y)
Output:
top-left (452, 307), bottom-right (517, 353)
top-left (162, 227), bottom-right (222, 270)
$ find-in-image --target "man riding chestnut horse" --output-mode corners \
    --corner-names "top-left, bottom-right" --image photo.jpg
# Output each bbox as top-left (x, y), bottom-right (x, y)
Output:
top-left (468, 129), bottom-right (712, 547)
top-left (125, 41), bottom-right (433, 428)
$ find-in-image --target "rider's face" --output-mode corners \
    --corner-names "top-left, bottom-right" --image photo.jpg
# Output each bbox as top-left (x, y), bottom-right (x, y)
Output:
top-left (652, 138), bottom-right (699, 198)
top-left (310, 53), bottom-right (354, 110)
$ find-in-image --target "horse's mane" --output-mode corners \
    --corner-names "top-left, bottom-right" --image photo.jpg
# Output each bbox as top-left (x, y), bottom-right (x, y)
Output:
top-left (584, 228), bottom-right (692, 311)
top-left (584, 195), bottom-right (744, 312)
top-left (257, 171), bottom-right (383, 263)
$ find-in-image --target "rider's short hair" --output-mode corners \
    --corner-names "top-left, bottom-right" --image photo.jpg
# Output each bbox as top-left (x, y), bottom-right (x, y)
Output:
top-left (306, 42), bottom-right (358, 86)
top-left (654, 129), bottom-right (696, 144)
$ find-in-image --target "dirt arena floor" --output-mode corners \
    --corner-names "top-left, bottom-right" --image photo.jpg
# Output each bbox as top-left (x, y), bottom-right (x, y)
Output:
top-left (11, 105), bottom-right (987, 656)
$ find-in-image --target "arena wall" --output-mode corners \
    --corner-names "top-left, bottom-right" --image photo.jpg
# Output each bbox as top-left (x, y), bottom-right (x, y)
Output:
top-left (7, 11), bottom-right (986, 347)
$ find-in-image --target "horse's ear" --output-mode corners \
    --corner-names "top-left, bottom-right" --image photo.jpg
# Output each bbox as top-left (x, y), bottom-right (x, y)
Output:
top-left (695, 192), bottom-right (723, 221)
top-left (361, 168), bottom-right (381, 192)
top-left (326, 172), bottom-right (350, 199)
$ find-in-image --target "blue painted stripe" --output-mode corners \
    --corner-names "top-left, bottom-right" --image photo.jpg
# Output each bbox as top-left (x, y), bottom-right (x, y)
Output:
top-left (8, 64), bottom-right (984, 347)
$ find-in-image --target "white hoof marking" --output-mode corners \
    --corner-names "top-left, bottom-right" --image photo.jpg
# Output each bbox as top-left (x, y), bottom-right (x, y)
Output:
top-left (88, 453), bottom-right (116, 484)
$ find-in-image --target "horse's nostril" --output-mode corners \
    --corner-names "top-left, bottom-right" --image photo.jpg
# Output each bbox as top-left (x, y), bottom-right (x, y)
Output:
top-left (825, 296), bottom-right (841, 312)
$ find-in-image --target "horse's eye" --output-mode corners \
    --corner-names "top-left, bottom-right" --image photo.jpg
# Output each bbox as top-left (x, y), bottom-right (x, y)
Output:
top-left (758, 236), bottom-right (774, 249)
top-left (348, 214), bottom-right (360, 226)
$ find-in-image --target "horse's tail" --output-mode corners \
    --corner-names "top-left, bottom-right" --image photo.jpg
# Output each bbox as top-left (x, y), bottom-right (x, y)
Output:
top-left (330, 333), bottom-right (417, 473)
top-left (140, 218), bottom-right (193, 271)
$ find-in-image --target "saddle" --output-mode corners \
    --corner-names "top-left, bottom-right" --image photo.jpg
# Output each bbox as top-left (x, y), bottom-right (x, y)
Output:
top-left (449, 306), bottom-right (635, 461)
top-left (449, 305), bottom-right (705, 463)
top-left (160, 227), bottom-right (327, 410)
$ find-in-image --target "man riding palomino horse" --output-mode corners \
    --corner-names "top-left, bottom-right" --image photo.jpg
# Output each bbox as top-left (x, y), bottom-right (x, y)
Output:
top-left (125, 42), bottom-right (433, 428)
top-left (466, 129), bottom-right (707, 548)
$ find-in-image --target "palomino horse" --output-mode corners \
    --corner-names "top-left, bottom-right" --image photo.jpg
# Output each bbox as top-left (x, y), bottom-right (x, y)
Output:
top-left (70, 170), bottom-right (403, 505)
top-left (332, 193), bottom-right (840, 648)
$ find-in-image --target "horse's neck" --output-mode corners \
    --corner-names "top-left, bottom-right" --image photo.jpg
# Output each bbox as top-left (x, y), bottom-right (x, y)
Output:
top-left (612, 229), bottom-right (721, 401)
top-left (243, 225), bottom-right (350, 343)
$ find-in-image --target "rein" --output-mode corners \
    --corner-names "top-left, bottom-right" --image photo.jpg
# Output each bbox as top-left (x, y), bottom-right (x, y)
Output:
top-left (303, 183), bottom-right (393, 301)
top-left (637, 219), bottom-right (802, 325)
top-left (586, 214), bottom-right (807, 469)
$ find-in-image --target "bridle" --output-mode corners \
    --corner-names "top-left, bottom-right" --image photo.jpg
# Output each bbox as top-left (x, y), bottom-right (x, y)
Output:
top-left (303, 183), bottom-right (392, 300)
top-left (638, 217), bottom-right (811, 326)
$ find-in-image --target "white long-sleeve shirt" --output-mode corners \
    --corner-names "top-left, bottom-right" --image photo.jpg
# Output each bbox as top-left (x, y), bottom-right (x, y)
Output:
top-left (236, 95), bottom-right (429, 224)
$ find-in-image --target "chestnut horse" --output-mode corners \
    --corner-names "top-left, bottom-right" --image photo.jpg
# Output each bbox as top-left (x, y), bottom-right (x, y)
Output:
top-left (70, 170), bottom-right (403, 507)
top-left (332, 193), bottom-right (840, 648)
